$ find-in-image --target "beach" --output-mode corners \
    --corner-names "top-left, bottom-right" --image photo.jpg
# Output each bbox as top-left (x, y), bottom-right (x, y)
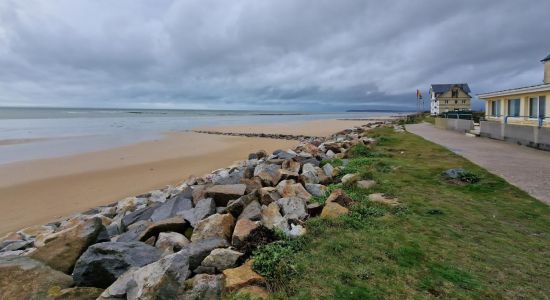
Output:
top-left (0, 118), bottom-right (374, 235)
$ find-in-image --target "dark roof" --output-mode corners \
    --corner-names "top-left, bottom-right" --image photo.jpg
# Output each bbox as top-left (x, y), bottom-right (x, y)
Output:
top-left (542, 53), bottom-right (550, 62)
top-left (430, 83), bottom-right (471, 94)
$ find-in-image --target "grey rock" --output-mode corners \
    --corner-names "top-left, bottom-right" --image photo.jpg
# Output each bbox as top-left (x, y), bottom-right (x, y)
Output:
top-left (72, 241), bottom-right (162, 288)
top-left (259, 187), bottom-right (281, 205)
top-left (238, 200), bottom-right (262, 221)
top-left (254, 163), bottom-right (282, 186)
top-left (322, 163), bottom-right (334, 178)
top-left (116, 220), bottom-right (151, 242)
top-left (212, 169), bottom-right (245, 185)
top-left (201, 248), bottom-right (243, 272)
top-left (121, 202), bottom-right (161, 229)
top-left (305, 183), bottom-right (327, 197)
top-left (261, 202), bottom-right (288, 233)
top-left (156, 232), bottom-right (190, 254)
top-left (277, 197), bottom-right (308, 220)
top-left (205, 184), bottom-right (247, 206)
top-left (224, 192), bottom-right (258, 218)
top-left (178, 198), bottom-right (216, 227)
top-left (150, 196), bottom-right (193, 222)
top-left (182, 274), bottom-right (224, 300)
top-left (0, 240), bottom-right (33, 252)
top-left (181, 238), bottom-right (230, 270)
top-left (442, 168), bottom-right (466, 179)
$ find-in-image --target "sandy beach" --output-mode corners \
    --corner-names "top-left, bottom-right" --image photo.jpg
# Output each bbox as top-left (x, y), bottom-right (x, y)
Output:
top-left (0, 119), bottom-right (371, 235)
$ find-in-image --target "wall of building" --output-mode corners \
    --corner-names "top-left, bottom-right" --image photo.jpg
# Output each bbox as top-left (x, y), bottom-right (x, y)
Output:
top-left (435, 118), bottom-right (474, 133)
top-left (434, 88), bottom-right (471, 113)
top-left (545, 61), bottom-right (550, 84)
top-left (482, 91), bottom-right (550, 127)
top-left (480, 121), bottom-right (550, 151)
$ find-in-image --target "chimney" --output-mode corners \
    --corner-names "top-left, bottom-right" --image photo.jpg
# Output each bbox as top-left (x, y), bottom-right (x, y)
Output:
top-left (542, 54), bottom-right (550, 84)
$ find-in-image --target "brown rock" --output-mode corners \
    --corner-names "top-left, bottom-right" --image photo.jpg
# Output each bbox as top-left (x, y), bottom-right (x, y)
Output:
top-left (326, 189), bottom-right (354, 208)
top-left (282, 159), bottom-right (301, 173)
top-left (30, 217), bottom-right (105, 273)
top-left (232, 219), bottom-right (259, 248)
top-left (241, 177), bottom-right (263, 194)
top-left (321, 202), bottom-right (349, 218)
top-left (51, 287), bottom-right (104, 300)
top-left (279, 169), bottom-right (300, 181)
top-left (369, 193), bottom-right (399, 206)
top-left (259, 187), bottom-right (281, 205)
top-left (191, 214), bottom-right (235, 242)
top-left (223, 260), bottom-right (266, 292)
top-left (192, 185), bottom-right (209, 205)
top-left (357, 180), bottom-right (376, 189)
top-left (205, 184), bottom-right (247, 206)
top-left (261, 202), bottom-right (288, 233)
top-left (307, 203), bottom-right (324, 217)
top-left (155, 231), bottom-right (190, 254)
top-left (276, 180), bottom-right (312, 201)
top-left (0, 256), bottom-right (73, 299)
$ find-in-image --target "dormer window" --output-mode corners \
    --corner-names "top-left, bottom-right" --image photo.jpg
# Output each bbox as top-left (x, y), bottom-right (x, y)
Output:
top-left (452, 88), bottom-right (459, 98)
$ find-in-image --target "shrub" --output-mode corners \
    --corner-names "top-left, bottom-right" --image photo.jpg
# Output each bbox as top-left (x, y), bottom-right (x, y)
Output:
top-left (458, 171), bottom-right (481, 184)
top-left (348, 144), bottom-right (370, 158)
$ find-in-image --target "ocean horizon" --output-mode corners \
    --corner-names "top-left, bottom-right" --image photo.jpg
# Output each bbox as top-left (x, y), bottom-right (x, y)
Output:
top-left (0, 107), bottom-right (409, 164)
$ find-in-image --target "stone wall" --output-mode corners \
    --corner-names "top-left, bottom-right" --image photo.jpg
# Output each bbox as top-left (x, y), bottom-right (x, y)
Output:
top-left (480, 121), bottom-right (550, 151)
top-left (435, 118), bottom-right (474, 133)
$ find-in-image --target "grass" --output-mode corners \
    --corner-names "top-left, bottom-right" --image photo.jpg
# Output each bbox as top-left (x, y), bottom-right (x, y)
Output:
top-left (257, 127), bottom-right (550, 299)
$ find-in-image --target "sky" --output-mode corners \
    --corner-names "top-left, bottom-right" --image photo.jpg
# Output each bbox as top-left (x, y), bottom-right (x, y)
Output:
top-left (0, 0), bottom-right (549, 112)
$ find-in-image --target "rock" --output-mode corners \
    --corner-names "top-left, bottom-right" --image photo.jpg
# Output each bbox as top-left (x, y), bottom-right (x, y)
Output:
top-left (442, 168), bottom-right (466, 179)
top-left (341, 173), bottom-right (360, 186)
top-left (205, 184), bottom-right (247, 206)
top-left (277, 197), bottom-right (308, 220)
top-left (241, 177), bottom-right (263, 194)
top-left (115, 197), bottom-right (138, 214)
top-left (254, 164), bottom-right (282, 186)
top-left (326, 189), bottom-right (354, 208)
top-left (122, 202), bottom-right (161, 228)
top-left (178, 197), bottom-right (216, 227)
top-left (72, 241), bottom-right (162, 288)
top-left (238, 200), bottom-right (262, 221)
top-left (212, 168), bottom-right (245, 185)
top-left (316, 167), bottom-right (332, 185)
top-left (357, 180), bottom-right (376, 189)
top-left (261, 202), bottom-right (288, 233)
top-left (116, 220), bottom-right (151, 242)
top-left (368, 193), bottom-right (400, 206)
top-left (191, 213), bottom-right (235, 242)
top-left (201, 248), bottom-right (244, 272)
top-left (138, 217), bottom-right (190, 242)
top-left (223, 260), bottom-right (266, 292)
top-left (321, 202), bottom-right (349, 218)
top-left (282, 159), bottom-right (301, 173)
top-left (259, 187), bottom-right (281, 205)
top-left (326, 149), bottom-right (336, 158)
top-left (300, 167), bottom-right (319, 184)
top-left (30, 217), bottom-right (105, 273)
top-left (181, 238), bottom-right (230, 270)
top-left (288, 224), bottom-right (307, 238)
top-left (232, 219), bottom-right (260, 248)
top-left (273, 149), bottom-right (296, 160)
top-left (0, 256), bottom-right (73, 299)
top-left (279, 169), bottom-right (300, 181)
top-left (304, 183), bottom-right (327, 197)
top-left (156, 232), bottom-right (190, 254)
top-left (235, 285), bottom-right (270, 299)
top-left (99, 251), bottom-right (191, 299)
top-left (150, 195), bottom-right (193, 222)
top-left (18, 224), bottom-right (55, 240)
top-left (302, 163), bottom-right (316, 174)
top-left (248, 150), bottom-right (267, 160)
top-left (307, 203), bottom-right (324, 217)
top-left (182, 274), bottom-right (224, 299)
top-left (276, 180), bottom-right (312, 201)
top-left (322, 163), bottom-right (335, 178)
top-left (0, 240), bottom-right (33, 252)
top-left (50, 287), bottom-right (104, 300)
top-left (191, 185), bottom-right (209, 205)
top-left (224, 192), bottom-right (258, 218)
top-left (0, 232), bottom-right (22, 243)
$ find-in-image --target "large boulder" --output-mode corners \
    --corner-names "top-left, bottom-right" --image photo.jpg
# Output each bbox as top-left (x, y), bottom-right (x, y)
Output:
top-left (178, 198), bottom-right (216, 227)
top-left (223, 260), bottom-right (266, 292)
top-left (156, 232), bottom-right (190, 254)
top-left (182, 274), bottom-right (224, 299)
top-left (30, 217), bottom-right (105, 273)
top-left (261, 202), bottom-right (288, 233)
top-left (238, 200), bottom-right (262, 221)
top-left (150, 195), bottom-right (193, 222)
top-left (0, 256), bottom-right (73, 299)
top-left (72, 241), bottom-right (162, 288)
top-left (99, 251), bottom-right (191, 299)
top-left (254, 164), bottom-right (282, 186)
top-left (191, 214), bottom-right (235, 242)
top-left (232, 219), bottom-right (260, 248)
top-left (277, 197), bottom-right (308, 220)
top-left (321, 202), bottom-right (349, 218)
top-left (116, 220), bottom-right (151, 242)
top-left (200, 248), bottom-right (244, 272)
top-left (205, 184), bottom-right (247, 206)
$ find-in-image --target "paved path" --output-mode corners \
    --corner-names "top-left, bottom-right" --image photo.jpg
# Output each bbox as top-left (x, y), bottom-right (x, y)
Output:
top-left (406, 123), bottom-right (550, 205)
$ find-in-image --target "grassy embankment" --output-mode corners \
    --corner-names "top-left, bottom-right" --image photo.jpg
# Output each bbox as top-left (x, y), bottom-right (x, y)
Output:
top-left (238, 126), bottom-right (550, 299)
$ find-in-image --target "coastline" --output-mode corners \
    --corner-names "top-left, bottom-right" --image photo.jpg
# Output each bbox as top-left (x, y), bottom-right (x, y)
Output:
top-left (0, 118), bottom-right (376, 235)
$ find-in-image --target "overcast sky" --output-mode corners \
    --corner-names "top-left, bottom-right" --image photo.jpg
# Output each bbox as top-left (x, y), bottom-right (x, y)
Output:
top-left (1, 0), bottom-right (549, 111)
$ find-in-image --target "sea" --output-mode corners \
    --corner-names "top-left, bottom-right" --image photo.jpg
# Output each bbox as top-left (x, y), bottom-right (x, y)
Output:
top-left (0, 107), bottom-right (406, 165)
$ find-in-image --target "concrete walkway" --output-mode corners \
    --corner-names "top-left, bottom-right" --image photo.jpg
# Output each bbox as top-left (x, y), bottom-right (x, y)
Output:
top-left (406, 123), bottom-right (550, 205)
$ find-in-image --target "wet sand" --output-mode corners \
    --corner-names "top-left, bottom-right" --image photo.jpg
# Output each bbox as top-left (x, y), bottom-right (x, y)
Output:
top-left (0, 119), bottom-right (371, 235)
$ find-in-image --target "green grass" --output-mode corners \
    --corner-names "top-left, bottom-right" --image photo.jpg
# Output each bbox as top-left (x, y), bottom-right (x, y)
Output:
top-left (262, 127), bottom-right (550, 299)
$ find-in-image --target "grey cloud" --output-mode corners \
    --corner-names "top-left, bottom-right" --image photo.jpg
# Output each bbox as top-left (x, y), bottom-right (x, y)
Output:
top-left (0, 0), bottom-right (549, 111)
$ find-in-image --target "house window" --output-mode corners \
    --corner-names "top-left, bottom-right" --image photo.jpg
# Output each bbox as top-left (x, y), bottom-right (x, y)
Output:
top-left (445, 100), bottom-right (448, 104)
top-left (455, 100), bottom-right (458, 104)
top-left (491, 100), bottom-right (501, 116)
top-left (529, 97), bottom-right (539, 118)
top-left (540, 96), bottom-right (546, 118)
top-left (508, 99), bottom-right (520, 117)
top-left (452, 88), bottom-right (459, 98)
top-left (462, 100), bottom-right (466, 104)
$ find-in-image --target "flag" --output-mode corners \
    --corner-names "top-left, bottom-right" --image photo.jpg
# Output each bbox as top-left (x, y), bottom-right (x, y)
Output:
top-left (416, 89), bottom-right (422, 99)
